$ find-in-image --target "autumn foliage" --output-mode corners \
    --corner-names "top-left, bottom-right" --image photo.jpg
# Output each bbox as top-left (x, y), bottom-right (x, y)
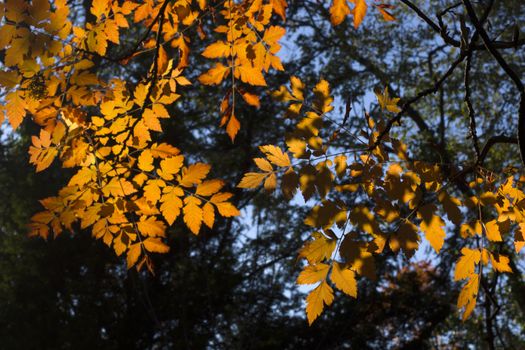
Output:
top-left (1, 0), bottom-right (523, 326)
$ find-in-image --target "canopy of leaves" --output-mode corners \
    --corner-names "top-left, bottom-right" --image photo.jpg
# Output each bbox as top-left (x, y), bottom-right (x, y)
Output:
top-left (1, 0), bottom-right (525, 349)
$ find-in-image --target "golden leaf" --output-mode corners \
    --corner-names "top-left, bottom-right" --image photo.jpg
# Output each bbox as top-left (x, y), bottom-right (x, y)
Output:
top-left (490, 253), bottom-right (512, 273)
top-left (352, 0), bottom-right (368, 29)
top-left (374, 86), bottom-right (401, 113)
top-left (457, 274), bottom-right (479, 321)
top-left (179, 163), bottom-right (211, 187)
top-left (299, 231), bottom-right (336, 264)
top-left (484, 220), bottom-right (502, 242)
top-left (196, 180), bottom-right (224, 196)
top-left (138, 149), bottom-right (154, 172)
top-left (215, 201), bottom-right (240, 217)
top-left (6, 90), bottom-right (26, 129)
top-left (202, 41), bottom-right (230, 59)
top-left (158, 155), bottom-right (184, 181)
top-left (198, 63), bottom-right (230, 85)
top-left (306, 281), bottom-right (334, 325)
top-left (454, 248), bottom-right (481, 281)
top-left (226, 114), bottom-right (241, 141)
top-left (183, 197), bottom-right (203, 234)
top-left (259, 145), bottom-right (291, 167)
top-left (235, 65), bottom-right (267, 86)
top-left (143, 237), bottom-right (170, 253)
top-left (160, 186), bottom-right (184, 225)
top-left (417, 204), bottom-right (446, 253)
top-left (202, 202), bottom-right (215, 228)
top-left (126, 243), bottom-right (142, 269)
top-left (330, 262), bottom-right (357, 297)
top-left (330, 0), bottom-right (351, 26)
top-left (297, 263), bottom-right (330, 285)
top-left (237, 172), bottom-right (267, 189)
top-left (137, 216), bottom-right (166, 237)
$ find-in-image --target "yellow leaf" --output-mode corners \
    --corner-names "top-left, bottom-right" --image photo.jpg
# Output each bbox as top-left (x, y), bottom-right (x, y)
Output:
top-left (183, 197), bottom-right (203, 234)
top-left (199, 63), bottom-right (230, 85)
top-left (179, 163), bottom-right (210, 187)
top-left (313, 79), bottom-right (334, 114)
top-left (143, 237), bottom-right (170, 253)
top-left (0, 70), bottom-right (20, 88)
top-left (237, 172), bottom-right (267, 189)
top-left (241, 91), bottom-right (260, 107)
top-left (202, 41), bottom-right (230, 58)
top-left (259, 145), bottom-right (291, 167)
top-left (138, 150), bottom-right (154, 172)
top-left (330, 0), bottom-right (351, 26)
top-left (102, 178), bottom-right (137, 197)
top-left (270, 0), bottom-right (287, 20)
top-left (158, 155), bottom-right (184, 181)
top-left (157, 45), bottom-right (168, 73)
top-left (306, 281), bottom-right (334, 325)
top-left (254, 158), bottom-right (273, 172)
top-left (113, 233), bottom-right (127, 256)
top-left (235, 65), bottom-right (267, 86)
top-left (6, 90), bottom-right (26, 129)
top-left (144, 180), bottom-right (163, 204)
top-left (215, 201), bottom-right (240, 217)
top-left (484, 220), bottom-right (502, 242)
top-left (376, 4), bottom-right (396, 21)
top-left (330, 262), bottom-right (357, 297)
top-left (226, 113), bottom-right (241, 141)
top-left (457, 274), bottom-right (479, 320)
top-left (196, 180), bottom-right (224, 196)
top-left (490, 253), bottom-right (512, 273)
top-left (29, 129), bottom-right (58, 172)
top-left (263, 172), bottom-right (277, 191)
top-left (262, 25), bottom-right (286, 53)
top-left (160, 187), bottom-right (183, 225)
top-left (299, 232), bottom-right (336, 264)
top-left (454, 248), bottom-right (481, 281)
top-left (210, 192), bottom-right (233, 203)
top-left (202, 202), bottom-right (215, 228)
top-left (297, 263), bottom-right (330, 285)
top-left (137, 216), bottom-right (166, 237)
top-left (515, 225), bottom-right (525, 253)
top-left (374, 86), bottom-right (401, 113)
top-left (69, 167), bottom-right (96, 187)
top-left (352, 0), bottom-right (368, 29)
top-left (150, 143), bottom-right (180, 158)
top-left (91, 0), bottom-right (109, 19)
top-left (417, 204), bottom-right (446, 253)
top-left (127, 243), bottom-right (142, 269)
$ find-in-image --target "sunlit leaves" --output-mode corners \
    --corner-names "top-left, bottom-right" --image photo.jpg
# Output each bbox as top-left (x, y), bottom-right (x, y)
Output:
top-left (19, 0), bottom-right (243, 271)
top-left (374, 86), bottom-right (401, 113)
top-left (329, 0), bottom-right (393, 28)
top-left (454, 248), bottom-right (481, 281)
top-left (4, 0), bottom-right (523, 329)
top-left (198, 1), bottom-right (286, 140)
top-left (305, 281), bottom-right (334, 325)
top-left (417, 204), bottom-right (446, 253)
top-left (297, 263), bottom-right (330, 285)
top-left (457, 274), bottom-right (479, 321)
top-left (330, 0), bottom-right (351, 26)
top-left (330, 262), bottom-right (357, 297)
top-left (29, 129), bottom-right (58, 172)
top-left (238, 72), bottom-right (525, 325)
top-left (299, 232), bottom-right (337, 264)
